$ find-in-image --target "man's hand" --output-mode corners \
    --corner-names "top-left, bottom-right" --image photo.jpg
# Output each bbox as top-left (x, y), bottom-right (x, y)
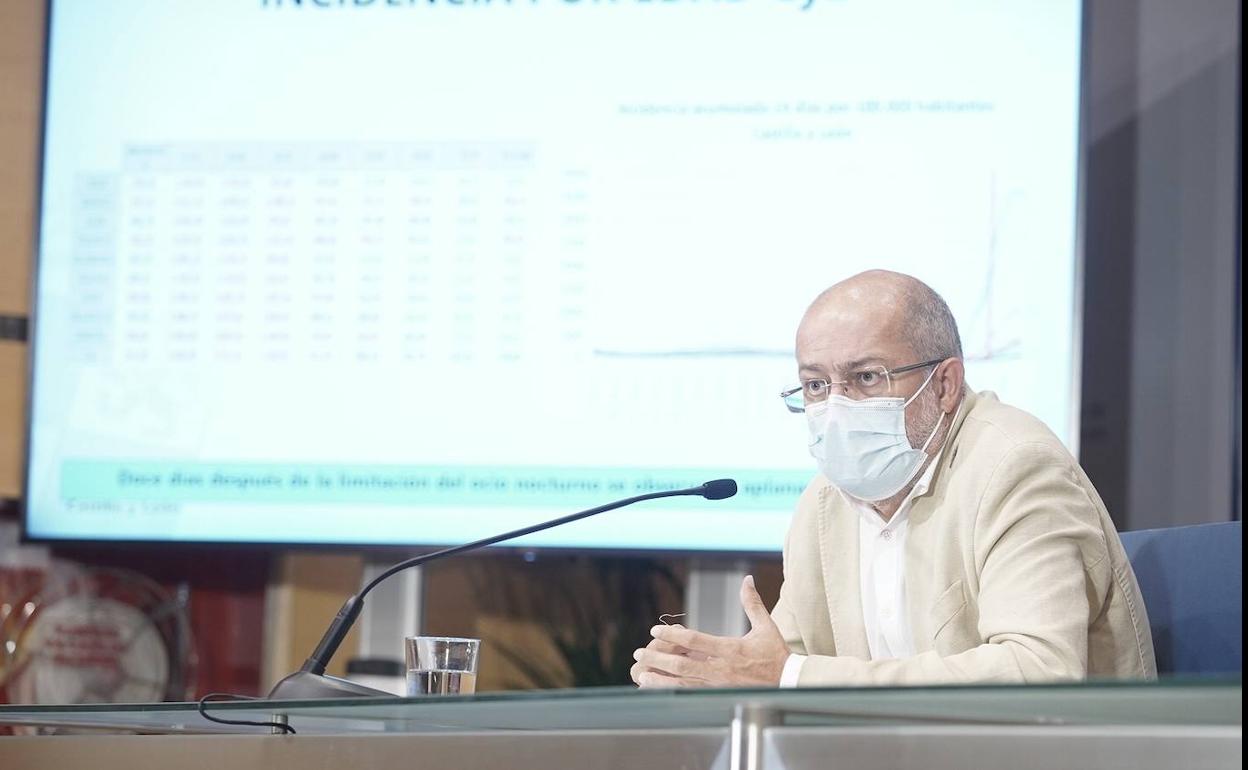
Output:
top-left (629, 575), bottom-right (789, 688)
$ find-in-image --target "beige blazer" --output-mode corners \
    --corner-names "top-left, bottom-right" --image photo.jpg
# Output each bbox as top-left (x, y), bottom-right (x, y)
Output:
top-left (772, 390), bottom-right (1157, 685)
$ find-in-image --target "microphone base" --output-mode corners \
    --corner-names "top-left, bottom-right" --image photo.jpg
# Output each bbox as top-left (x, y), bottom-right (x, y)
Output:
top-left (267, 670), bottom-right (393, 700)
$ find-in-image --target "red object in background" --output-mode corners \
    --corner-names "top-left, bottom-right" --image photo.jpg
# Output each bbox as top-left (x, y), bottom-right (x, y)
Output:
top-left (50, 545), bottom-right (270, 698)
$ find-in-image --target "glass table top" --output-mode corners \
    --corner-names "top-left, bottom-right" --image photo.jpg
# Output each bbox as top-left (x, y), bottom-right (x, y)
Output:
top-left (0, 677), bottom-right (1240, 735)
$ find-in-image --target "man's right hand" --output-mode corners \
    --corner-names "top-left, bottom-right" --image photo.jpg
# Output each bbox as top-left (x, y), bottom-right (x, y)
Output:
top-left (629, 626), bottom-right (709, 686)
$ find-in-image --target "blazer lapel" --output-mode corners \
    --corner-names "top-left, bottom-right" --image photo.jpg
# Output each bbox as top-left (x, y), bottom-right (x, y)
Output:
top-left (908, 389), bottom-right (978, 526)
top-left (905, 389), bottom-right (979, 649)
top-left (814, 483), bottom-right (871, 659)
top-left (905, 494), bottom-right (940, 649)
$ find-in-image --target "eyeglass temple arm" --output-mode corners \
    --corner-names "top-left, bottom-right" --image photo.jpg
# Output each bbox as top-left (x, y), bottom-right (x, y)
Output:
top-left (888, 357), bottom-right (949, 376)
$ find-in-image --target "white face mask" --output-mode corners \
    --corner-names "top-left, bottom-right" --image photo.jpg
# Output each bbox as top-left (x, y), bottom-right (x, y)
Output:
top-left (805, 367), bottom-right (945, 502)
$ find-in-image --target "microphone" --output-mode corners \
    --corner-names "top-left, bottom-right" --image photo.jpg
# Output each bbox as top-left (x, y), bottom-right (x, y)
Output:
top-left (700, 478), bottom-right (737, 500)
top-left (267, 478), bottom-right (738, 699)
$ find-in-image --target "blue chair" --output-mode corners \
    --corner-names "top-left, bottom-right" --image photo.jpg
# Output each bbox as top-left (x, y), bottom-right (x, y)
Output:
top-left (1119, 521), bottom-right (1242, 676)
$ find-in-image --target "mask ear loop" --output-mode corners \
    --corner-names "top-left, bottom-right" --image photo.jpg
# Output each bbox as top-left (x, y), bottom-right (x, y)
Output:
top-left (659, 613), bottom-right (686, 626)
top-left (902, 362), bottom-right (942, 408)
top-left (905, 363), bottom-right (948, 453)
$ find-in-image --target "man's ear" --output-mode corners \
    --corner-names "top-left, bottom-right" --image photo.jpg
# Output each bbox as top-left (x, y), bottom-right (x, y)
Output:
top-left (937, 358), bottom-right (965, 413)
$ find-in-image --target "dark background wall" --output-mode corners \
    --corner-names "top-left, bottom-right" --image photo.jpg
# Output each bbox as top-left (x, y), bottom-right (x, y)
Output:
top-left (1079, 0), bottom-right (1241, 530)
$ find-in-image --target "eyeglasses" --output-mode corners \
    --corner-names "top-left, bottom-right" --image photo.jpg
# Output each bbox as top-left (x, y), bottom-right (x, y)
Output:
top-left (780, 358), bottom-right (947, 413)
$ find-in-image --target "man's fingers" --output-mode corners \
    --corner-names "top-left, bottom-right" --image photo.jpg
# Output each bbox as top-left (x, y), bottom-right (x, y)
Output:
top-left (630, 660), bottom-right (675, 686)
top-left (740, 575), bottom-right (772, 630)
top-left (643, 638), bottom-right (711, 662)
top-left (634, 648), bottom-right (713, 680)
top-left (646, 638), bottom-right (692, 656)
top-left (650, 625), bottom-right (737, 657)
top-left (637, 669), bottom-right (695, 689)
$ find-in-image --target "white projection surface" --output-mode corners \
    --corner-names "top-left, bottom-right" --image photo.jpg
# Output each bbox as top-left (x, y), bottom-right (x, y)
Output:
top-left (27, 0), bottom-right (1084, 550)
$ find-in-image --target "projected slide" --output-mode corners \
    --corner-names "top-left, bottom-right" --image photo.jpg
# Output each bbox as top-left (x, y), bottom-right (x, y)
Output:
top-left (28, 0), bottom-right (1083, 549)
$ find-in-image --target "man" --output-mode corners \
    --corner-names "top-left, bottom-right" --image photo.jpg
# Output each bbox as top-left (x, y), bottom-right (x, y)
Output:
top-left (632, 270), bottom-right (1156, 687)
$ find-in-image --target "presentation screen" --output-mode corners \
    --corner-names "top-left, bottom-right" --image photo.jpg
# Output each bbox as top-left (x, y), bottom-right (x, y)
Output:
top-left (27, 0), bottom-right (1084, 550)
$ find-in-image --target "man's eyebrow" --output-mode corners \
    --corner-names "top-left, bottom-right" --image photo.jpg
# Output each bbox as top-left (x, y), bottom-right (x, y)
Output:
top-left (801, 356), bottom-right (887, 374)
top-left (844, 357), bottom-right (887, 370)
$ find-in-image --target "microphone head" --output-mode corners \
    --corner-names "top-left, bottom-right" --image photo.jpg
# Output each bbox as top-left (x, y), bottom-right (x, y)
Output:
top-left (701, 479), bottom-right (738, 500)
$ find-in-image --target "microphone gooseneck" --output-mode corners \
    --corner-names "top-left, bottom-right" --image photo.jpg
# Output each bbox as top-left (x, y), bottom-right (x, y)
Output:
top-left (292, 480), bottom-right (738, 683)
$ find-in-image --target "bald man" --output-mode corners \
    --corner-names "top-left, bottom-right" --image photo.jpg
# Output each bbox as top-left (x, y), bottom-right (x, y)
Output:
top-left (632, 271), bottom-right (1156, 687)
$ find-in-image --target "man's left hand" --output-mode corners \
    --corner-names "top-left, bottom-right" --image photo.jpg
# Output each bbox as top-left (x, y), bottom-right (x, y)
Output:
top-left (630, 575), bottom-right (790, 688)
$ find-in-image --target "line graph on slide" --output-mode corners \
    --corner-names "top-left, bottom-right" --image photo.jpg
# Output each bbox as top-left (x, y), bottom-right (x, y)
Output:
top-left (588, 174), bottom-right (1031, 368)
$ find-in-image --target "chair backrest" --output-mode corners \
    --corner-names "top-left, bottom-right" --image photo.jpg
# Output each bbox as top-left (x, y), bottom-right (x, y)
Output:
top-left (1119, 521), bottom-right (1242, 676)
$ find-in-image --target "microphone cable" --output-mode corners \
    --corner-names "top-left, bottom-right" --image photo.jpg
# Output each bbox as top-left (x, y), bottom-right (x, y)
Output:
top-left (197, 692), bottom-right (297, 734)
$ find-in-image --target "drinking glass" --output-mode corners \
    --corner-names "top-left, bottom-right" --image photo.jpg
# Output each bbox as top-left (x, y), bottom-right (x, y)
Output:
top-left (404, 636), bottom-right (480, 696)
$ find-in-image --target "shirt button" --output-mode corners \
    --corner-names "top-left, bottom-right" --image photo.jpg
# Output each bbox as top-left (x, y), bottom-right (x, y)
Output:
top-left (881, 606), bottom-right (893, 618)
top-left (881, 530), bottom-right (893, 541)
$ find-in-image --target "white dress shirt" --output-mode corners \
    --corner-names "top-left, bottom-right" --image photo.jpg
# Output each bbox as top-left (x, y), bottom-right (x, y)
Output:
top-left (779, 447), bottom-right (945, 686)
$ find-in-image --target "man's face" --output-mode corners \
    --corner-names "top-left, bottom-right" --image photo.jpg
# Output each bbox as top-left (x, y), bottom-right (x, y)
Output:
top-left (795, 295), bottom-right (943, 448)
